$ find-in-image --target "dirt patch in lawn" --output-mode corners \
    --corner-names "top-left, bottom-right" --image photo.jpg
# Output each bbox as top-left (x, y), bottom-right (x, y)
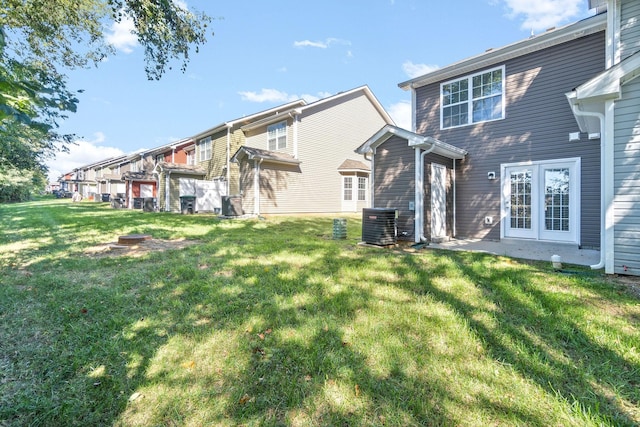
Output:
top-left (84, 238), bottom-right (198, 258)
top-left (606, 274), bottom-right (640, 299)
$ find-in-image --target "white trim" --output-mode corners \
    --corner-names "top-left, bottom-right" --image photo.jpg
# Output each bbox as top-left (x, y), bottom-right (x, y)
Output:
top-left (440, 65), bottom-right (506, 130)
top-left (500, 157), bottom-right (581, 244)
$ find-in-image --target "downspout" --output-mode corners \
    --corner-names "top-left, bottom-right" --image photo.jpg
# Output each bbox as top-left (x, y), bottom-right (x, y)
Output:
top-left (226, 124), bottom-right (232, 195)
top-left (453, 160), bottom-right (457, 237)
top-left (414, 142), bottom-right (436, 243)
top-left (567, 97), bottom-right (612, 271)
top-left (166, 170), bottom-right (171, 212)
top-left (254, 158), bottom-right (262, 216)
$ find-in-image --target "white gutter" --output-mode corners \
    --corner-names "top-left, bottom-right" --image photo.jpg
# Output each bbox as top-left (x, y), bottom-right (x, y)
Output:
top-left (226, 124), bottom-right (232, 195)
top-left (566, 96), bottom-right (614, 271)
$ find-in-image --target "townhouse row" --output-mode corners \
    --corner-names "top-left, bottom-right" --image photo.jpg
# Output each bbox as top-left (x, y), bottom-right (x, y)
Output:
top-left (60, 86), bottom-right (394, 215)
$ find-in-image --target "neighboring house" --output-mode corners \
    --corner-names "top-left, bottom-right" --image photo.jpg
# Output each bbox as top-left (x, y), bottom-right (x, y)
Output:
top-left (358, 5), bottom-right (638, 272)
top-left (231, 85), bottom-right (394, 215)
top-left (122, 149), bottom-right (160, 209)
top-left (150, 138), bottom-right (207, 213)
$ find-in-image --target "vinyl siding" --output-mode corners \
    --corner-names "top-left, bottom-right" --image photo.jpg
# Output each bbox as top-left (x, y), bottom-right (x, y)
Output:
top-left (620, 0), bottom-right (640, 60)
top-left (613, 69), bottom-right (640, 274)
top-left (414, 31), bottom-right (605, 247)
top-left (241, 90), bottom-right (387, 214)
top-left (372, 135), bottom-right (416, 239)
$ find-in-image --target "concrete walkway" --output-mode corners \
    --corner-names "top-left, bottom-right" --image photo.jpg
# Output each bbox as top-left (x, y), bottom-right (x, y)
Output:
top-left (427, 238), bottom-right (601, 267)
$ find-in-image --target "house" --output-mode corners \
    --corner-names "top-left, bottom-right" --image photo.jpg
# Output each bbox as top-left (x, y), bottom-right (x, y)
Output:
top-left (150, 138), bottom-right (207, 212)
top-left (359, 2), bottom-right (639, 275)
top-left (231, 85), bottom-right (394, 215)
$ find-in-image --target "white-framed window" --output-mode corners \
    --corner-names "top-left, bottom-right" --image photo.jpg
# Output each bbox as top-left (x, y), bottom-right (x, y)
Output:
top-left (343, 176), bottom-right (353, 201)
top-left (268, 121), bottom-right (287, 150)
top-left (186, 150), bottom-right (195, 166)
top-left (156, 154), bottom-right (165, 165)
top-left (441, 65), bottom-right (504, 129)
top-left (358, 177), bottom-right (367, 201)
top-left (199, 136), bottom-right (212, 162)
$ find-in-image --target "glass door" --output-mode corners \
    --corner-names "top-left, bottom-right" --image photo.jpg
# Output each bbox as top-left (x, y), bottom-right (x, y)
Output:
top-left (502, 160), bottom-right (578, 243)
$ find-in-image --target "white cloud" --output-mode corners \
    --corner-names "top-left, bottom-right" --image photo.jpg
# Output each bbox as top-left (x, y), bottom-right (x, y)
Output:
top-left (293, 38), bottom-right (351, 49)
top-left (106, 15), bottom-right (138, 54)
top-left (238, 89), bottom-right (299, 103)
top-left (239, 89), bottom-right (335, 104)
top-left (402, 61), bottom-right (439, 79)
top-left (46, 133), bottom-right (125, 181)
top-left (387, 100), bottom-right (412, 130)
top-left (498, 0), bottom-right (584, 32)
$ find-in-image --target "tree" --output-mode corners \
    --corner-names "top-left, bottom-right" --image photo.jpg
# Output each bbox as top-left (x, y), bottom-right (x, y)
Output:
top-left (0, 0), bottom-right (212, 200)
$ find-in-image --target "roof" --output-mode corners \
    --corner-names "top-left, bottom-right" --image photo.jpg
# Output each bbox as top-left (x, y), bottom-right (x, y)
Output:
top-left (566, 50), bottom-right (640, 133)
top-left (192, 100), bottom-right (308, 140)
top-left (356, 125), bottom-right (467, 160)
top-left (399, 13), bottom-right (607, 90)
top-left (156, 162), bottom-right (206, 175)
top-left (337, 159), bottom-right (370, 172)
top-left (197, 85), bottom-right (394, 136)
top-left (230, 146), bottom-right (301, 165)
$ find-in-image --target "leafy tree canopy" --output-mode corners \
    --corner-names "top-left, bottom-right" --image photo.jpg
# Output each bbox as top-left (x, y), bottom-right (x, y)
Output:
top-left (0, 0), bottom-right (212, 200)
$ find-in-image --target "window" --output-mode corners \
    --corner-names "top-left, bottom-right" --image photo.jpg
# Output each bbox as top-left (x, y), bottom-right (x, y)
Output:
top-left (343, 177), bottom-right (353, 201)
top-left (358, 177), bottom-right (367, 201)
top-left (199, 137), bottom-right (212, 161)
top-left (186, 150), bottom-right (195, 166)
top-left (441, 66), bottom-right (504, 129)
top-left (268, 121), bottom-right (287, 150)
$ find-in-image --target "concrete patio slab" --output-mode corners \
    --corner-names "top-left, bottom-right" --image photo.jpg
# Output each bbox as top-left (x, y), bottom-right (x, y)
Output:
top-left (427, 238), bottom-right (601, 267)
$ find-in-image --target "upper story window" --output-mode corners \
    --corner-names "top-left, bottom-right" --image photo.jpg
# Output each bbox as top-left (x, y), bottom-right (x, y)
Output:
top-left (186, 150), bottom-right (195, 166)
top-left (199, 136), bottom-right (212, 162)
top-left (268, 121), bottom-right (287, 151)
top-left (441, 66), bottom-right (504, 129)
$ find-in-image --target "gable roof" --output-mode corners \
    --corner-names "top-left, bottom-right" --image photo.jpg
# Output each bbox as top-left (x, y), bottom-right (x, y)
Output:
top-left (356, 125), bottom-right (467, 160)
top-left (240, 85), bottom-right (394, 132)
top-left (230, 146), bottom-right (301, 165)
top-left (399, 13), bottom-right (606, 90)
top-left (566, 50), bottom-right (640, 133)
top-left (192, 100), bottom-right (308, 140)
top-left (155, 162), bottom-right (206, 175)
top-left (338, 159), bottom-right (370, 172)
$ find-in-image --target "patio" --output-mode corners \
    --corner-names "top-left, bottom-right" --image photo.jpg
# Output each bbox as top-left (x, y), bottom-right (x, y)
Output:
top-left (427, 238), bottom-right (601, 268)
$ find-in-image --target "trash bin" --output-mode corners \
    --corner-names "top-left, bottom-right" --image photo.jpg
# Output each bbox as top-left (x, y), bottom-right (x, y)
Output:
top-left (133, 198), bottom-right (144, 209)
top-left (222, 195), bottom-right (242, 216)
top-left (180, 195), bottom-right (196, 214)
top-left (111, 196), bottom-right (125, 209)
top-left (101, 193), bottom-right (111, 202)
top-left (143, 197), bottom-right (156, 212)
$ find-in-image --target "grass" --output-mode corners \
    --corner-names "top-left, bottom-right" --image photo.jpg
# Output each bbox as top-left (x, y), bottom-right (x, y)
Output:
top-left (0, 198), bottom-right (638, 426)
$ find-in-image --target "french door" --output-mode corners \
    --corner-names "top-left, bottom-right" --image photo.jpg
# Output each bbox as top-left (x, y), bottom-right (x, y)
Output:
top-left (502, 159), bottom-right (579, 243)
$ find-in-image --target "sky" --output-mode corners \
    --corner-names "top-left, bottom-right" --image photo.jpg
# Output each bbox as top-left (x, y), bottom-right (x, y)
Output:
top-left (46, 0), bottom-right (597, 181)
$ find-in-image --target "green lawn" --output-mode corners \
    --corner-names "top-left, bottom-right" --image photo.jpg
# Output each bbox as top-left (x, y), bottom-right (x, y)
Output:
top-left (1, 198), bottom-right (638, 426)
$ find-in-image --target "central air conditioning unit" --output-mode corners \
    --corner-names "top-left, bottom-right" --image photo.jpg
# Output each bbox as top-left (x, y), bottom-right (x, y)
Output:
top-left (362, 208), bottom-right (397, 245)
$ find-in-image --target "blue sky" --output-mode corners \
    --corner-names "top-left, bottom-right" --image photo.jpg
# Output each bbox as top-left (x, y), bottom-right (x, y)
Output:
top-left (47, 0), bottom-right (596, 181)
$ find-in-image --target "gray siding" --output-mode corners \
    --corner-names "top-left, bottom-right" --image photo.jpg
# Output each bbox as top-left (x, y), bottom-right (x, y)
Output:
top-left (613, 70), bottom-right (640, 274)
top-left (620, 0), bottom-right (640, 60)
top-left (372, 135), bottom-right (456, 241)
top-left (414, 31), bottom-right (605, 247)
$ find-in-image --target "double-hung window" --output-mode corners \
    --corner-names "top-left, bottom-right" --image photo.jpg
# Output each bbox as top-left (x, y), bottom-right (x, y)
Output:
top-left (441, 66), bottom-right (504, 129)
top-left (268, 121), bottom-right (287, 150)
top-left (199, 137), bottom-right (212, 162)
top-left (343, 177), bottom-right (353, 201)
top-left (357, 177), bottom-right (367, 201)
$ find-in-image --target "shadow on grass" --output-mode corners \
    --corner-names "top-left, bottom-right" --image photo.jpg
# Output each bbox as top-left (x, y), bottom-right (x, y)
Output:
top-left (1, 201), bottom-right (638, 426)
